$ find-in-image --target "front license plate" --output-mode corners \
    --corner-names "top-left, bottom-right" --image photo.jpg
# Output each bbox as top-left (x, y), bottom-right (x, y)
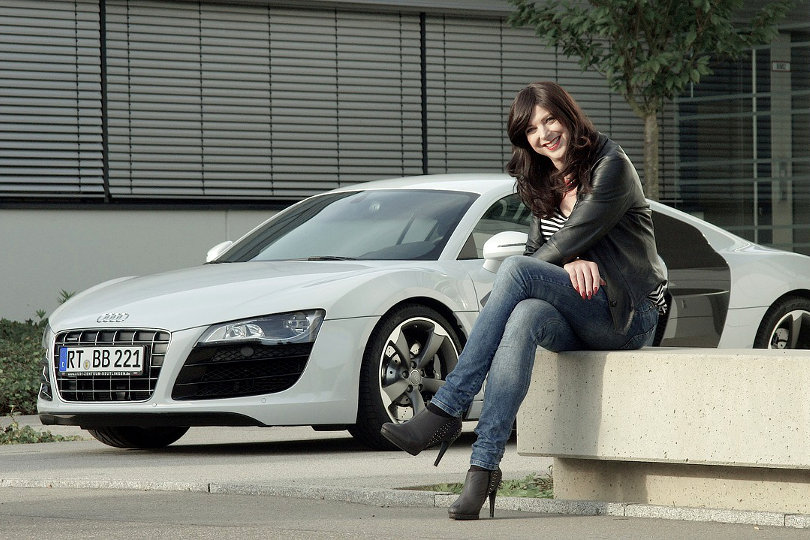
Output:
top-left (58, 346), bottom-right (144, 376)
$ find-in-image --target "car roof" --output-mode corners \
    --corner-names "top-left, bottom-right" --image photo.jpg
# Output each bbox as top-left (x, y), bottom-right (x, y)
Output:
top-left (329, 173), bottom-right (515, 197)
top-left (327, 173), bottom-right (752, 252)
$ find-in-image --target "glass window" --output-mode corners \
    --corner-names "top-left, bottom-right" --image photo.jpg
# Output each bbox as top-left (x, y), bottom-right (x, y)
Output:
top-left (673, 25), bottom-right (810, 255)
top-left (459, 194), bottom-right (532, 259)
top-left (220, 189), bottom-right (478, 262)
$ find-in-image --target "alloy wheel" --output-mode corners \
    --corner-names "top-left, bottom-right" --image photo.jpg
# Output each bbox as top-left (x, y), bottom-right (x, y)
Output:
top-left (377, 316), bottom-right (459, 423)
top-left (768, 309), bottom-right (810, 349)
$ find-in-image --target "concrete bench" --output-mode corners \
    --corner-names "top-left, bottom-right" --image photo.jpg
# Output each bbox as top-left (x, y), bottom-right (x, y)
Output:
top-left (516, 348), bottom-right (810, 514)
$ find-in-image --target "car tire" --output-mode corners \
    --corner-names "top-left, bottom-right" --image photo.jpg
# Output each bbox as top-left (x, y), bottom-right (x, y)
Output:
top-left (754, 296), bottom-right (810, 349)
top-left (87, 426), bottom-right (190, 449)
top-left (348, 303), bottom-right (462, 450)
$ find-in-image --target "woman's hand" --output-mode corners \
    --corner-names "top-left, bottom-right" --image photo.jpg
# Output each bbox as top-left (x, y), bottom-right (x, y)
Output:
top-left (564, 259), bottom-right (605, 300)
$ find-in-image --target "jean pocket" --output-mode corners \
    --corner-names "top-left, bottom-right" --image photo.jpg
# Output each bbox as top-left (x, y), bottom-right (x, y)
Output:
top-left (619, 301), bottom-right (659, 350)
top-left (619, 325), bottom-right (657, 350)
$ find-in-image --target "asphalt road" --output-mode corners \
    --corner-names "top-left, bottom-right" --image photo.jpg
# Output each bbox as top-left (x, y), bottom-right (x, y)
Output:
top-left (2, 487), bottom-right (807, 540)
top-left (1, 418), bottom-right (808, 539)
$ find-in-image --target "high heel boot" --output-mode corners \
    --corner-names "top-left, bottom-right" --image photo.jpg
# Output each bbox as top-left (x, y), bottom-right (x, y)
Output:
top-left (448, 467), bottom-right (502, 520)
top-left (380, 407), bottom-right (462, 466)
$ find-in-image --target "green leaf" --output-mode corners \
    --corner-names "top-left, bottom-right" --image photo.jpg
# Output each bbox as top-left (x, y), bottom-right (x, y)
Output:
top-left (684, 29), bottom-right (697, 47)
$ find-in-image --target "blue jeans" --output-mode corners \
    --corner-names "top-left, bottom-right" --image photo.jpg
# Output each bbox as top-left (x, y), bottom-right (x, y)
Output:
top-left (431, 256), bottom-right (659, 470)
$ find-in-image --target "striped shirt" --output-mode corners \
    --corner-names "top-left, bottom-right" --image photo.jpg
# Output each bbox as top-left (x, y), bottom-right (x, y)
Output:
top-left (540, 210), bottom-right (668, 314)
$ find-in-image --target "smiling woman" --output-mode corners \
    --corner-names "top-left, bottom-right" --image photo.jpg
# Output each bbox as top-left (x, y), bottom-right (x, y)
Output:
top-left (380, 82), bottom-right (667, 521)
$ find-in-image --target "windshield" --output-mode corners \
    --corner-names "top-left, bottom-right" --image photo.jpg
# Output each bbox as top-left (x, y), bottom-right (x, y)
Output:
top-left (220, 189), bottom-right (478, 262)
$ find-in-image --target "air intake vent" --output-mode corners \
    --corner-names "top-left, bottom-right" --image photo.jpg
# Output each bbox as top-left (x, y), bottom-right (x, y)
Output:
top-left (172, 342), bottom-right (312, 400)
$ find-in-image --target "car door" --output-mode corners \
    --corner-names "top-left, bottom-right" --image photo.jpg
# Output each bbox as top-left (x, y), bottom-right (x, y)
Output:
top-left (651, 210), bottom-right (731, 347)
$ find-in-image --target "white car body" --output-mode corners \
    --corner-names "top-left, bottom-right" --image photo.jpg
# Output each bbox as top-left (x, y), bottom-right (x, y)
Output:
top-left (38, 174), bottom-right (810, 448)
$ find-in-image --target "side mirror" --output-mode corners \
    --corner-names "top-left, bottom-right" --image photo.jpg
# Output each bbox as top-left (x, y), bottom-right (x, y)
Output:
top-left (482, 231), bottom-right (528, 272)
top-left (206, 240), bottom-right (234, 263)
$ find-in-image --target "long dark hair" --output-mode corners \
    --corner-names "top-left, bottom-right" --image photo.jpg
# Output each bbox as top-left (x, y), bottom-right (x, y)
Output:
top-left (506, 82), bottom-right (599, 218)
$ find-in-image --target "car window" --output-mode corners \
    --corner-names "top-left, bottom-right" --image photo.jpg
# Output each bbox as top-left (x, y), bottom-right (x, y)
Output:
top-left (651, 211), bottom-right (728, 270)
top-left (220, 189), bottom-right (478, 262)
top-left (459, 194), bottom-right (532, 259)
top-left (651, 209), bottom-right (731, 347)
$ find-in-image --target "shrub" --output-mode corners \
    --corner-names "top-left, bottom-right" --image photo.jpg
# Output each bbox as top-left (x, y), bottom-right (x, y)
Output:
top-left (0, 317), bottom-right (46, 415)
top-left (1, 409), bottom-right (82, 444)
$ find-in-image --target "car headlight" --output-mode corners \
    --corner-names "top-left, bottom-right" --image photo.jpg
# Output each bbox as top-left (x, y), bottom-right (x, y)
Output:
top-left (197, 310), bottom-right (325, 346)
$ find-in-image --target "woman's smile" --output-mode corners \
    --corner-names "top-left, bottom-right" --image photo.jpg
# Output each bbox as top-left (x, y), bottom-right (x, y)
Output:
top-left (543, 135), bottom-right (562, 152)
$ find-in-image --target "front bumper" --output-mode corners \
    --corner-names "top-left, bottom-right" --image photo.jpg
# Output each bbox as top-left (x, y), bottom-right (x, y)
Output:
top-left (37, 317), bottom-right (377, 428)
top-left (39, 411), bottom-right (263, 428)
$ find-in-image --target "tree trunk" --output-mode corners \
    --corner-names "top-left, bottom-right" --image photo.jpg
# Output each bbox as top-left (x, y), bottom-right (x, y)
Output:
top-left (643, 111), bottom-right (659, 201)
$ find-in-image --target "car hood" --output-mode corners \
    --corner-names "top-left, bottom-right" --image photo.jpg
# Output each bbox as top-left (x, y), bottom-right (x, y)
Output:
top-left (48, 261), bottom-right (418, 332)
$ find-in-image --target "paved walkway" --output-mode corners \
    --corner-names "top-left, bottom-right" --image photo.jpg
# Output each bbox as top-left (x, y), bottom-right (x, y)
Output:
top-left (1, 415), bottom-right (808, 538)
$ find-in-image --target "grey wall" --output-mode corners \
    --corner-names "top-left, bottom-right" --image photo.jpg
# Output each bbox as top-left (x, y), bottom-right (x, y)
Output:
top-left (0, 208), bottom-right (272, 320)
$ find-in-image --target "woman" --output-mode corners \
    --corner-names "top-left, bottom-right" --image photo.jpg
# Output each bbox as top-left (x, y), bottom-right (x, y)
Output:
top-left (381, 81), bottom-right (667, 520)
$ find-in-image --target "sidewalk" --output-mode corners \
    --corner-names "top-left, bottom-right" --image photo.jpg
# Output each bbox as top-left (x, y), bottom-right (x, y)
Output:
top-left (2, 415), bottom-right (809, 536)
top-left (0, 415), bottom-right (539, 493)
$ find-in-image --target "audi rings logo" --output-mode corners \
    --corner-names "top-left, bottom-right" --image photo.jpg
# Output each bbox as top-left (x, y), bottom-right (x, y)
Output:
top-left (97, 312), bottom-right (130, 323)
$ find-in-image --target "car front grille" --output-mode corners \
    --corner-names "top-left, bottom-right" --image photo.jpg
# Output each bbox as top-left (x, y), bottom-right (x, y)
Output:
top-left (53, 329), bottom-right (170, 402)
top-left (171, 342), bottom-right (312, 400)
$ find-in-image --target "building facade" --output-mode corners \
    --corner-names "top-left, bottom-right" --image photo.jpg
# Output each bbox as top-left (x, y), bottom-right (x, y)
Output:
top-left (675, 18), bottom-right (810, 253)
top-left (0, 0), bottom-right (807, 320)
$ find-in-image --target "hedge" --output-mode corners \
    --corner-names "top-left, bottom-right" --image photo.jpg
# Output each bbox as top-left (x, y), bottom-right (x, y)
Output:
top-left (0, 318), bottom-right (46, 415)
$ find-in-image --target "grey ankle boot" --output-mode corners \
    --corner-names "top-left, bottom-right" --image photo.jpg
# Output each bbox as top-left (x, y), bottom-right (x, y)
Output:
top-left (380, 407), bottom-right (462, 466)
top-left (448, 467), bottom-right (502, 520)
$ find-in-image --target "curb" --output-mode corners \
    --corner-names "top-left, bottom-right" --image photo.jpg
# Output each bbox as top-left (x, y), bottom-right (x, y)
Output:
top-left (2, 477), bottom-right (808, 529)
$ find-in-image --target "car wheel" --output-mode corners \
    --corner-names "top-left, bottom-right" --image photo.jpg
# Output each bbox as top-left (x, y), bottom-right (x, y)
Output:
top-left (754, 296), bottom-right (810, 349)
top-left (87, 426), bottom-right (190, 449)
top-left (349, 303), bottom-right (462, 450)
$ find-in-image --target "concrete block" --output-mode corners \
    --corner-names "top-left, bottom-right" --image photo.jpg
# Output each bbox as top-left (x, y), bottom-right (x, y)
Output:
top-left (516, 348), bottom-right (810, 514)
top-left (517, 348), bottom-right (810, 468)
top-left (550, 458), bottom-right (810, 514)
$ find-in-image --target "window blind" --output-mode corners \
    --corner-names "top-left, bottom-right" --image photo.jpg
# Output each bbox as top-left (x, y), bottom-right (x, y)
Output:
top-left (105, 1), bottom-right (422, 199)
top-left (0, 0), bottom-right (102, 198)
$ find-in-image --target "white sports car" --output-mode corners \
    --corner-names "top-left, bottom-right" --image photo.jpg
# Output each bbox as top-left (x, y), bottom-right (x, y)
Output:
top-left (38, 174), bottom-right (810, 449)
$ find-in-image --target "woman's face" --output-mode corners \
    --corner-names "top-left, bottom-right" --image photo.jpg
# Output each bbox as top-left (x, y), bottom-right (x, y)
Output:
top-left (525, 105), bottom-right (569, 171)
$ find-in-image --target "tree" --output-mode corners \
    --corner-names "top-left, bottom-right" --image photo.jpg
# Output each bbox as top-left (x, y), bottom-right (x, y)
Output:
top-left (508, 0), bottom-right (793, 200)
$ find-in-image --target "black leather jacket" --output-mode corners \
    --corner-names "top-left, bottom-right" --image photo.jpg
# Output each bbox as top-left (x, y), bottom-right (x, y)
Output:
top-left (524, 134), bottom-right (667, 334)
